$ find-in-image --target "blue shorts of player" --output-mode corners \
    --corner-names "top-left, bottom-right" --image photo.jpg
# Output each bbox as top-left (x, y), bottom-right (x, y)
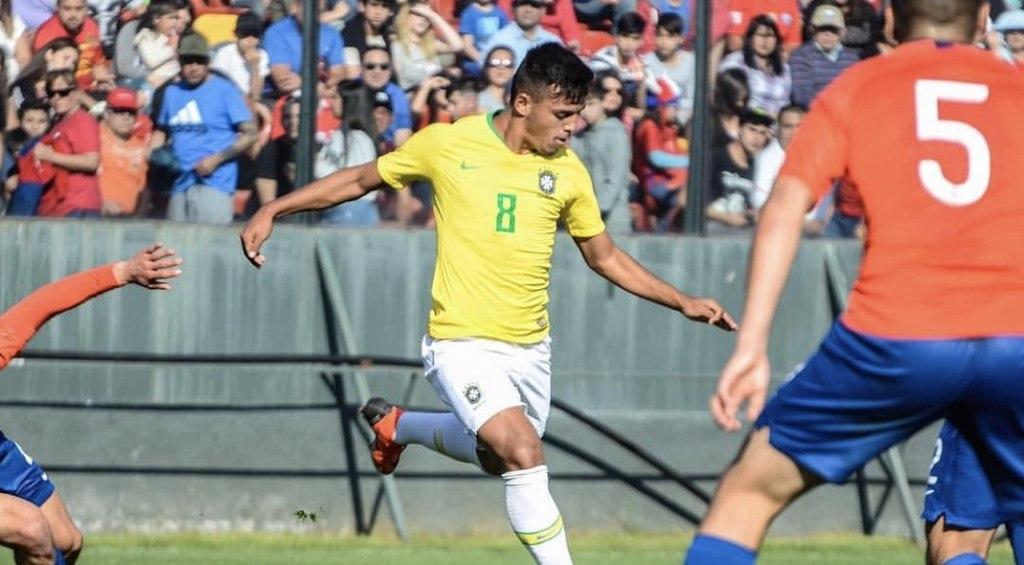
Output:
top-left (0, 430), bottom-right (55, 507)
top-left (756, 321), bottom-right (1024, 521)
top-left (924, 422), bottom-right (1024, 564)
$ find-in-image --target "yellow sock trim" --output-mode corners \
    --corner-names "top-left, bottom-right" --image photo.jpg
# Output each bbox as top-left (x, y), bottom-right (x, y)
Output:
top-left (515, 515), bottom-right (564, 546)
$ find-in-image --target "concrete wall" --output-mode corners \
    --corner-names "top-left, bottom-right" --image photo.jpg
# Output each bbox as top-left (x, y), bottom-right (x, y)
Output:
top-left (0, 219), bottom-right (934, 537)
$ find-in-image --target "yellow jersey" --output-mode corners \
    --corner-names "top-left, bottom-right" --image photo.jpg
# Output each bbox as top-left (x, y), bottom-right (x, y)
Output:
top-left (376, 111), bottom-right (606, 344)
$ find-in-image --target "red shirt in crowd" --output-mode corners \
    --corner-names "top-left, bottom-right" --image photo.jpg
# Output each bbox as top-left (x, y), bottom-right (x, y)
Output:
top-left (32, 15), bottom-right (109, 89)
top-left (725, 0), bottom-right (802, 47)
top-left (498, 0), bottom-right (580, 46)
top-left (780, 40), bottom-right (1024, 339)
top-left (37, 108), bottom-right (102, 217)
top-left (632, 117), bottom-right (687, 192)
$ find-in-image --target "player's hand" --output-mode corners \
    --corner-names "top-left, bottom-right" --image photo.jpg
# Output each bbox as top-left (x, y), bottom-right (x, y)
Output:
top-left (710, 345), bottom-right (770, 432)
top-left (114, 243), bottom-right (183, 290)
top-left (679, 296), bottom-right (737, 331)
top-left (240, 208), bottom-right (274, 268)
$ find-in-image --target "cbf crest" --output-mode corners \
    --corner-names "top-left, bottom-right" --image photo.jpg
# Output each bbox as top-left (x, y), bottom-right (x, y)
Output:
top-left (538, 170), bottom-right (557, 196)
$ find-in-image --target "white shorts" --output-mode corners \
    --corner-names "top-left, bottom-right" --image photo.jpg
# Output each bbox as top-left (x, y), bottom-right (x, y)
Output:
top-left (421, 335), bottom-right (552, 437)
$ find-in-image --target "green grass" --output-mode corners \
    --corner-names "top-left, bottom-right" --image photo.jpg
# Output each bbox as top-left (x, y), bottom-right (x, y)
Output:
top-left (63, 532), bottom-right (1016, 564)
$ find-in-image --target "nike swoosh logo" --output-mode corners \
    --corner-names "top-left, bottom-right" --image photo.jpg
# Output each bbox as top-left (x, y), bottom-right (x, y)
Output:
top-left (460, 161), bottom-right (481, 170)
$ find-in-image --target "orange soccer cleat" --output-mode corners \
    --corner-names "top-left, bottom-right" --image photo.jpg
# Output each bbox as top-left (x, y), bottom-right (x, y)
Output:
top-left (360, 397), bottom-right (406, 475)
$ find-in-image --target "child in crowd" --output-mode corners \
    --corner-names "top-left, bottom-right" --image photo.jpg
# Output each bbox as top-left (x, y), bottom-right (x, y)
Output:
top-left (459, 0), bottom-right (510, 75)
top-left (4, 99), bottom-right (53, 216)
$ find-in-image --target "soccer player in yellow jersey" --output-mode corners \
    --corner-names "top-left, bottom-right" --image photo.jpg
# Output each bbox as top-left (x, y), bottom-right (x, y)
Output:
top-left (241, 43), bottom-right (736, 564)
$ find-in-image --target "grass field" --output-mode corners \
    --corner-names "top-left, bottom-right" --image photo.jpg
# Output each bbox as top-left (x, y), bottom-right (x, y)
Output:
top-left (72, 532), bottom-right (1015, 564)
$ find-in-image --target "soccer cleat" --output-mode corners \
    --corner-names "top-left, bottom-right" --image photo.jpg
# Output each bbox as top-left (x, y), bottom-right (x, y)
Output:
top-left (360, 397), bottom-right (406, 475)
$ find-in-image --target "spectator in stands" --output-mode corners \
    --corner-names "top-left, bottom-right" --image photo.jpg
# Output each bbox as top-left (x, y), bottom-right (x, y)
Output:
top-left (35, 68), bottom-right (101, 217)
top-left (13, 0), bottom-right (54, 29)
top-left (725, 0), bottom-right (802, 53)
top-left (11, 36), bottom-right (76, 105)
top-left (483, 0), bottom-right (561, 69)
top-left (341, 0), bottom-right (395, 64)
top-left (652, 0), bottom-right (690, 36)
top-left (802, 0), bottom-right (881, 57)
top-left (994, 9), bottom-right (1024, 67)
top-left (0, 0), bottom-right (31, 86)
top-left (572, 74), bottom-right (631, 234)
top-left (824, 179), bottom-right (863, 238)
top-left (411, 73), bottom-right (478, 126)
top-left (264, 0), bottom-right (350, 96)
top-left (151, 33), bottom-right (257, 223)
top-left (368, 85), bottom-right (423, 224)
top-left (390, 0), bottom-right (463, 90)
top-left (4, 98), bottom-right (52, 215)
top-left (710, 67), bottom-right (747, 146)
top-left (461, 0), bottom-right (510, 75)
top-left (322, 0), bottom-right (354, 29)
top-left (211, 11), bottom-right (269, 100)
top-left (705, 107), bottom-right (772, 233)
top-left (134, 1), bottom-right (182, 94)
top-left (789, 4), bottom-right (858, 108)
top-left (751, 103), bottom-right (802, 210)
top-left (641, 13), bottom-right (694, 126)
top-left (498, 0), bottom-right (580, 53)
top-left (632, 77), bottom-right (689, 232)
top-left (572, 0), bottom-right (635, 29)
top-left (317, 81), bottom-right (379, 225)
top-left (359, 46), bottom-right (411, 146)
top-left (590, 12), bottom-right (647, 110)
top-left (476, 44), bottom-right (513, 112)
top-left (597, 70), bottom-right (624, 117)
top-left (720, 15), bottom-right (790, 116)
top-left (98, 87), bottom-right (150, 216)
top-left (32, 0), bottom-right (114, 91)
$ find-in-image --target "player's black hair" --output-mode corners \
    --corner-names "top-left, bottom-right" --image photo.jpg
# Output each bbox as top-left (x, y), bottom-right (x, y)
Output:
top-left (509, 43), bottom-right (592, 105)
top-left (891, 0), bottom-right (985, 42)
top-left (742, 15), bottom-right (785, 76)
top-left (614, 11), bottom-right (646, 36)
top-left (656, 13), bottom-right (684, 35)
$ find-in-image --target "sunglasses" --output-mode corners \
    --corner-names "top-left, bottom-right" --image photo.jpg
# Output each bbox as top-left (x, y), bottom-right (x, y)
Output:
top-left (815, 25), bottom-right (841, 34)
top-left (487, 57), bottom-right (513, 68)
top-left (109, 107), bottom-right (138, 116)
top-left (46, 87), bottom-right (75, 98)
top-left (180, 55), bottom-right (210, 66)
top-left (515, 1), bottom-right (545, 7)
top-left (363, 62), bottom-right (391, 70)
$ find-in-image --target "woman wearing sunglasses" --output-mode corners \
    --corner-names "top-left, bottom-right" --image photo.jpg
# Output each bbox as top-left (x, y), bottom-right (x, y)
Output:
top-left (477, 45), bottom-right (514, 113)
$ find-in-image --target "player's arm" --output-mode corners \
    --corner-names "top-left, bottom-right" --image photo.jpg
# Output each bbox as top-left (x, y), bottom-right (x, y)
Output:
top-left (0, 244), bottom-right (183, 370)
top-left (710, 175), bottom-right (815, 431)
top-left (240, 161), bottom-right (385, 268)
top-left (574, 231), bottom-right (737, 331)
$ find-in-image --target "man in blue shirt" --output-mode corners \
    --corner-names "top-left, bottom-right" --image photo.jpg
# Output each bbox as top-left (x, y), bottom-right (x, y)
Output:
top-left (263, 0), bottom-right (353, 95)
top-left (483, 0), bottom-right (562, 70)
top-left (359, 46), bottom-right (412, 147)
top-left (152, 33), bottom-right (258, 224)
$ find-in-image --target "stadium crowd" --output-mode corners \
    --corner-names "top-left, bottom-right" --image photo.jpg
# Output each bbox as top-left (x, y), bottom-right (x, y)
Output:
top-left (0, 0), bottom-right (1021, 234)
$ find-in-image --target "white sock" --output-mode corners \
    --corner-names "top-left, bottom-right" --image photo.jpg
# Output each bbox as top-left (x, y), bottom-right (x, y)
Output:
top-left (393, 411), bottom-right (480, 466)
top-left (503, 465), bottom-right (572, 565)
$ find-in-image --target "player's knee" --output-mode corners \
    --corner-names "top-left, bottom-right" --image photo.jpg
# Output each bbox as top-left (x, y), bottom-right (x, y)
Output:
top-left (925, 521), bottom-right (991, 565)
top-left (496, 439), bottom-right (544, 472)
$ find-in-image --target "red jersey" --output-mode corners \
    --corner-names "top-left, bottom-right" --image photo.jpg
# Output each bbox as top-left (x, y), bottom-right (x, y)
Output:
top-left (37, 109), bottom-right (102, 217)
top-left (726, 0), bottom-right (802, 47)
top-left (780, 40), bottom-right (1024, 339)
top-left (0, 265), bottom-right (119, 370)
top-left (32, 16), bottom-right (108, 89)
top-left (632, 118), bottom-right (687, 190)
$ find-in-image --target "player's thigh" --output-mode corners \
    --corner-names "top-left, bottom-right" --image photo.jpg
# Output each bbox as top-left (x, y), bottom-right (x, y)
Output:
top-left (508, 337), bottom-right (552, 438)
top-left (925, 515), bottom-right (994, 565)
top-left (421, 336), bottom-right (527, 435)
top-left (0, 493), bottom-right (51, 551)
top-left (755, 322), bottom-right (969, 485)
top-left (39, 492), bottom-right (81, 555)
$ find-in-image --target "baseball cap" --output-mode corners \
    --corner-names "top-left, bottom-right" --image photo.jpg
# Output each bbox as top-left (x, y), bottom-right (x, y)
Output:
top-left (995, 9), bottom-right (1024, 33)
top-left (177, 33), bottom-right (210, 58)
top-left (811, 5), bottom-right (845, 30)
top-left (106, 87), bottom-right (139, 111)
top-left (371, 88), bottom-right (393, 111)
top-left (235, 12), bottom-right (263, 38)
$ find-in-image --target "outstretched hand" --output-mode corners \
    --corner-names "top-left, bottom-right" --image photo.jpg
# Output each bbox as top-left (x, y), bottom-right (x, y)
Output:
top-left (680, 296), bottom-right (738, 331)
top-left (113, 243), bottom-right (183, 290)
top-left (709, 346), bottom-right (770, 432)
top-left (240, 208), bottom-right (274, 268)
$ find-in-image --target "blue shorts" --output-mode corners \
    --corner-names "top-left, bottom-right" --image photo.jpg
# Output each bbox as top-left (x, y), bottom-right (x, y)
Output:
top-left (0, 432), bottom-right (55, 507)
top-left (756, 321), bottom-right (1024, 522)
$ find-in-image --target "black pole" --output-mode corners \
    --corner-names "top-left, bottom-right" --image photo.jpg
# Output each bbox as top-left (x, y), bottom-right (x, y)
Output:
top-left (296, 2), bottom-right (321, 194)
top-left (683, 0), bottom-right (711, 235)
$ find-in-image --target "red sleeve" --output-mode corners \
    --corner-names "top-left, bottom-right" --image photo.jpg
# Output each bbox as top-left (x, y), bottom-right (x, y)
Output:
top-left (69, 112), bottom-right (100, 153)
top-left (552, 0), bottom-right (580, 44)
top-left (0, 265), bottom-right (120, 370)
top-left (636, 121), bottom-right (661, 156)
top-left (778, 78), bottom-right (853, 200)
top-left (782, 3), bottom-right (803, 46)
top-left (31, 18), bottom-right (61, 52)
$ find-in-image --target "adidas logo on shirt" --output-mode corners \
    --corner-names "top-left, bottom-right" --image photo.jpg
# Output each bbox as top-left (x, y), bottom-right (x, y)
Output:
top-left (168, 100), bottom-right (208, 134)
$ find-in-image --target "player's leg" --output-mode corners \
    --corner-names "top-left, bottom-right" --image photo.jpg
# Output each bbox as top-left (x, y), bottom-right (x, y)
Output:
top-left (686, 323), bottom-right (969, 564)
top-left (0, 494), bottom-right (57, 565)
top-left (922, 422), bottom-right (1001, 565)
top-left (0, 437), bottom-right (66, 564)
top-left (38, 494), bottom-right (82, 564)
